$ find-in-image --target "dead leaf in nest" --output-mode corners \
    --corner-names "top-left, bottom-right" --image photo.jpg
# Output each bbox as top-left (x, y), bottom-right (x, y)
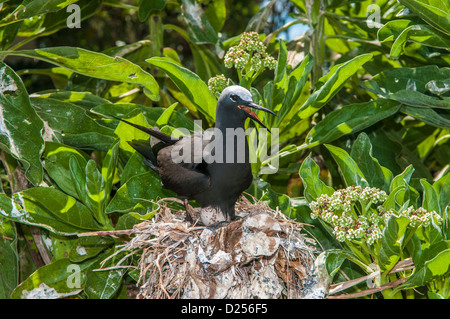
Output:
top-left (112, 197), bottom-right (325, 299)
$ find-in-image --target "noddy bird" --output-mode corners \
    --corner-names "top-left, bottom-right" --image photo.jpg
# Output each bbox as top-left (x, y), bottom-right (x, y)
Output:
top-left (117, 85), bottom-right (276, 226)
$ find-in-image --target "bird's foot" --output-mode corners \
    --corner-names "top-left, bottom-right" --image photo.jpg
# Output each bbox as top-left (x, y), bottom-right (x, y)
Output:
top-left (183, 199), bottom-right (199, 225)
top-left (206, 220), bottom-right (232, 231)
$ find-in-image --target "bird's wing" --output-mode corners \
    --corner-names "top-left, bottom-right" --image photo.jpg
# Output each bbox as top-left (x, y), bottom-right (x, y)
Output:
top-left (157, 144), bottom-right (211, 197)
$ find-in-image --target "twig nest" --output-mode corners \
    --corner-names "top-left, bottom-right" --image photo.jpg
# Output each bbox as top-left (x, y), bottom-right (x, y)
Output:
top-left (117, 197), bottom-right (323, 299)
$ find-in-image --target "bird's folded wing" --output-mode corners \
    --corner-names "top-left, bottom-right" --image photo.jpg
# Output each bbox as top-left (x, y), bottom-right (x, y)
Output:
top-left (157, 146), bottom-right (211, 197)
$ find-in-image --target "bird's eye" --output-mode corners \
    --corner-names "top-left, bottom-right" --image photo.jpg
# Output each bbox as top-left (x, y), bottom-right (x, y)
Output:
top-left (230, 94), bottom-right (238, 102)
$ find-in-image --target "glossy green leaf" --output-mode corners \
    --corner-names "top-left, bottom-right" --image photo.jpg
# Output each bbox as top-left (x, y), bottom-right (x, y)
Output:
top-left (43, 142), bottom-right (88, 199)
top-left (0, 188), bottom-right (101, 235)
top-left (299, 154), bottom-right (335, 202)
top-left (138, 0), bottom-right (166, 21)
top-left (420, 179), bottom-right (440, 214)
top-left (0, 217), bottom-right (18, 298)
top-left (389, 165), bottom-right (420, 208)
top-left (147, 57), bottom-right (216, 122)
top-left (426, 79), bottom-right (450, 96)
top-left (0, 0), bottom-right (78, 27)
top-left (181, 0), bottom-right (218, 44)
top-left (393, 24), bottom-right (450, 57)
top-left (324, 144), bottom-right (369, 187)
top-left (114, 111), bottom-right (150, 153)
top-left (4, 47), bottom-right (159, 100)
top-left (401, 106), bottom-right (450, 129)
top-left (306, 100), bottom-right (400, 147)
top-left (11, 257), bottom-right (97, 299)
top-left (297, 53), bottom-right (373, 120)
top-left (0, 62), bottom-right (44, 185)
top-left (432, 171), bottom-right (450, 214)
top-left (398, 0), bottom-right (450, 35)
top-left (363, 66), bottom-right (450, 109)
top-left (106, 172), bottom-right (167, 214)
top-left (84, 249), bottom-right (125, 299)
top-left (205, 0), bottom-right (226, 32)
top-left (16, 0), bottom-right (102, 44)
top-left (31, 97), bottom-right (115, 151)
top-left (34, 90), bottom-right (109, 109)
top-left (399, 249), bottom-right (450, 289)
top-left (85, 160), bottom-right (107, 223)
top-left (380, 216), bottom-right (411, 271)
top-left (69, 236), bottom-right (115, 263)
top-left (350, 133), bottom-right (393, 191)
top-left (156, 102), bottom-right (178, 127)
top-left (102, 139), bottom-right (120, 201)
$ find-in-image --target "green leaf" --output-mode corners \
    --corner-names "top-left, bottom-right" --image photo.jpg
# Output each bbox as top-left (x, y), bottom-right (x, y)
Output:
top-left (0, 62), bottom-right (44, 185)
top-left (400, 106), bottom-right (450, 129)
top-left (0, 188), bottom-right (102, 235)
top-left (306, 100), bottom-right (400, 148)
top-left (363, 66), bottom-right (450, 109)
top-left (85, 160), bottom-right (107, 224)
top-left (69, 237), bottom-right (115, 263)
top-left (4, 47), bottom-right (159, 100)
top-left (392, 24), bottom-right (450, 57)
top-left (121, 152), bottom-right (150, 185)
top-left (380, 216), bottom-right (411, 271)
top-left (181, 0), bottom-right (218, 44)
top-left (420, 179), bottom-right (440, 214)
top-left (398, 0), bottom-right (450, 35)
top-left (102, 139), bottom-right (120, 201)
top-left (205, 0), bottom-right (226, 32)
top-left (0, 217), bottom-right (18, 298)
top-left (34, 90), bottom-right (109, 109)
top-left (31, 97), bottom-right (115, 151)
top-left (156, 102), bottom-right (178, 127)
top-left (389, 165), bottom-right (420, 208)
top-left (299, 154), bottom-right (335, 202)
top-left (147, 57), bottom-right (216, 122)
top-left (84, 249), bottom-right (125, 299)
top-left (296, 53), bottom-right (373, 120)
top-left (114, 111), bottom-right (150, 154)
top-left (106, 172), bottom-right (167, 214)
top-left (43, 142), bottom-right (88, 199)
top-left (138, 0), bottom-right (166, 21)
top-left (324, 144), bottom-right (368, 188)
top-left (350, 133), bottom-right (393, 192)
top-left (11, 258), bottom-right (97, 299)
top-left (432, 171), bottom-right (450, 214)
top-left (399, 249), bottom-right (450, 289)
top-left (0, 0), bottom-right (78, 27)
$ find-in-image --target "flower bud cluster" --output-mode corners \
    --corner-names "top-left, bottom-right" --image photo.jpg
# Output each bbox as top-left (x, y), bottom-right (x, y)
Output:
top-left (208, 74), bottom-right (229, 98)
top-left (399, 206), bottom-right (442, 228)
top-left (224, 32), bottom-right (277, 71)
top-left (309, 185), bottom-right (443, 246)
top-left (309, 186), bottom-right (387, 245)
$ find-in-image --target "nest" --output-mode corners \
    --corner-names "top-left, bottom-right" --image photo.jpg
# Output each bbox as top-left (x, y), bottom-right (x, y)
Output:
top-left (108, 196), bottom-right (324, 299)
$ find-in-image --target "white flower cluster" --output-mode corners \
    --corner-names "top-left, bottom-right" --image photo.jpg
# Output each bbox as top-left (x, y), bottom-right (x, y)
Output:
top-left (399, 206), bottom-right (442, 228)
top-left (309, 185), bottom-right (444, 246)
top-left (309, 186), bottom-right (387, 245)
top-left (224, 32), bottom-right (277, 71)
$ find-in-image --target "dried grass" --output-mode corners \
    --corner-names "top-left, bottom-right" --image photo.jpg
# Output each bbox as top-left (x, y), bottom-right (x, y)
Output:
top-left (105, 195), bottom-right (323, 299)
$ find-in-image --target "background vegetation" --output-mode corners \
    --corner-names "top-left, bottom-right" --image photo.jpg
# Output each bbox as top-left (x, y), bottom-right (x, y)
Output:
top-left (0, 0), bottom-right (448, 299)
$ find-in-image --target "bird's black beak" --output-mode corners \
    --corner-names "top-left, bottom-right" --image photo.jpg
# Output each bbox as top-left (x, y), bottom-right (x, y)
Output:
top-left (238, 102), bottom-right (277, 132)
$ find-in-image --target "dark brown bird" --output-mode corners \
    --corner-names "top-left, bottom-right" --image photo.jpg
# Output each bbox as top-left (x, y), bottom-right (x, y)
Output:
top-left (117, 86), bottom-right (276, 226)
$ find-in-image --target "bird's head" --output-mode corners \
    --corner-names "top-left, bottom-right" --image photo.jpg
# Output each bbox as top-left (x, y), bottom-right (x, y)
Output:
top-left (217, 85), bottom-right (276, 131)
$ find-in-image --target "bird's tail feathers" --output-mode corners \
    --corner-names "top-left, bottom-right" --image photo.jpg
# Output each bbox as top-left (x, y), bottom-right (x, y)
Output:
top-left (110, 115), bottom-right (179, 145)
top-left (128, 139), bottom-right (159, 174)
